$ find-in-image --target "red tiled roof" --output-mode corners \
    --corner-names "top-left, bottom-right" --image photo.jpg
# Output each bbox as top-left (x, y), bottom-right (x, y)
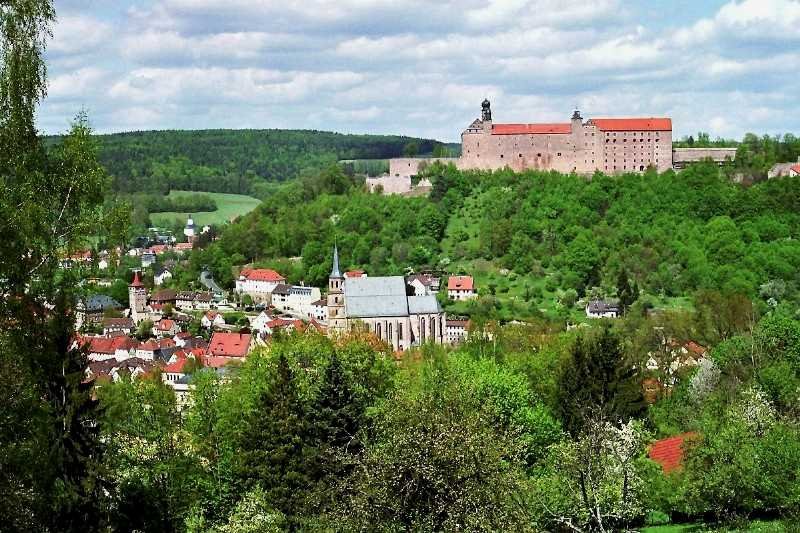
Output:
top-left (790, 164), bottom-right (800, 174)
top-left (590, 118), bottom-right (672, 132)
top-left (685, 341), bottom-right (707, 357)
top-left (149, 245), bottom-right (169, 254)
top-left (240, 268), bottom-right (285, 282)
top-left (345, 270), bottom-right (365, 278)
top-left (139, 340), bottom-right (159, 351)
top-left (174, 242), bottom-right (193, 251)
top-left (164, 358), bottom-right (190, 374)
top-left (492, 123), bottom-right (571, 135)
top-left (158, 337), bottom-right (176, 348)
top-left (157, 319), bottom-right (176, 331)
top-left (203, 356), bottom-right (234, 368)
top-left (207, 332), bottom-right (251, 358)
top-left (129, 271), bottom-right (144, 287)
top-left (84, 335), bottom-right (138, 354)
top-left (448, 275), bottom-right (474, 291)
top-left (649, 432), bottom-right (697, 473)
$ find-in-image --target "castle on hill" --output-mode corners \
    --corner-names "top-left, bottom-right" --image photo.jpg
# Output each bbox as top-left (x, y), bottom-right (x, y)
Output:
top-left (390, 100), bottom-right (674, 178)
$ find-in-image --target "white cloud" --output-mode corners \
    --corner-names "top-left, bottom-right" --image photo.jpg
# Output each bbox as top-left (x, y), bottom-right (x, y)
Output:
top-left (34, 0), bottom-right (800, 140)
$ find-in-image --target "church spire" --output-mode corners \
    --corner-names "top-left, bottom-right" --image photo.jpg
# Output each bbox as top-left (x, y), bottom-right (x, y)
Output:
top-left (330, 243), bottom-right (342, 278)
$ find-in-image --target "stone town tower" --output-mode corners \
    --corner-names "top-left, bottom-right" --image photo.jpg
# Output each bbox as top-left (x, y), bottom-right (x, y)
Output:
top-left (327, 245), bottom-right (347, 332)
top-left (128, 271), bottom-right (147, 323)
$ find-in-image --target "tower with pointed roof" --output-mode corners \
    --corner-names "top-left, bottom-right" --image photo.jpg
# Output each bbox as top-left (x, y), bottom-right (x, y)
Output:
top-left (327, 245), bottom-right (347, 332)
top-left (129, 270), bottom-right (147, 323)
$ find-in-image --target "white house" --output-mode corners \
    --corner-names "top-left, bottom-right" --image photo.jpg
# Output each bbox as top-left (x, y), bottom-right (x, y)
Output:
top-left (271, 284), bottom-right (322, 316)
top-left (153, 318), bottom-right (180, 337)
top-left (202, 310), bottom-right (226, 329)
top-left (234, 268), bottom-right (286, 301)
top-left (445, 319), bottom-right (469, 345)
top-left (154, 267), bottom-right (173, 286)
top-left (250, 310), bottom-right (274, 333)
top-left (585, 299), bottom-right (621, 319)
top-left (141, 251), bottom-right (156, 268)
top-left (136, 340), bottom-right (159, 360)
top-left (309, 298), bottom-right (327, 322)
top-left (408, 274), bottom-right (439, 296)
top-left (447, 276), bottom-right (476, 300)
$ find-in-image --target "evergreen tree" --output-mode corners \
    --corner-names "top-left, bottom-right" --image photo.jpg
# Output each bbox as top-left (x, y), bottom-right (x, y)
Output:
top-left (236, 355), bottom-right (317, 521)
top-left (557, 326), bottom-right (644, 435)
top-left (617, 266), bottom-right (637, 314)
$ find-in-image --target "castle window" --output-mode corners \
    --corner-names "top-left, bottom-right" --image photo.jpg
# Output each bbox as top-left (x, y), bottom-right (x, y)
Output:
top-left (623, 139), bottom-right (627, 142)
top-left (640, 165), bottom-right (645, 171)
top-left (388, 323), bottom-right (393, 342)
top-left (606, 139), bottom-right (609, 143)
top-left (537, 153), bottom-right (541, 157)
top-left (557, 152), bottom-right (561, 156)
top-left (398, 323), bottom-right (403, 340)
top-left (500, 154), bottom-right (503, 158)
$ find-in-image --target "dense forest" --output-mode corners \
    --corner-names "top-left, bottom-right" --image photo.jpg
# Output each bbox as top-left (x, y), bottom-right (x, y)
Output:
top-left (44, 129), bottom-right (456, 197)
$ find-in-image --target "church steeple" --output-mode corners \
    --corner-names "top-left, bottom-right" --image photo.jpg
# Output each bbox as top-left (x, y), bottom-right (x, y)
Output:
top-left (330, 243), bottom-right (342, 279)
top-left (327, 244), bottom-right (346, 332)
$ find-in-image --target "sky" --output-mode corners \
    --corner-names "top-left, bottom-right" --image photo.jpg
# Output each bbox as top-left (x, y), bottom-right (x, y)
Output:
top-left (39, 0), bottom-right (800, 142)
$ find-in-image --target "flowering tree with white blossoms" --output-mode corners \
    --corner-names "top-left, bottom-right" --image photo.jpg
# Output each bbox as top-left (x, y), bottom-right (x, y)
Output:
top-left (533, 413), bottom-right (652, 532)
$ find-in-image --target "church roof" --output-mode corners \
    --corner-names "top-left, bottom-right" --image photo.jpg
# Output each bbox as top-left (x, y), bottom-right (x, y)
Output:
top-left (408, 295), bottom-right (442, 314)
top-left (344, 276), bottom-right (409, 318)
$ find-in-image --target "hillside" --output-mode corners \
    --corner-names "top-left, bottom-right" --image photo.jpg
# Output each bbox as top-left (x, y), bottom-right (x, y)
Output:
top-left (191, 162), bottom-right (800, 333)
top-left (46, 129), bottom-right (456, 197)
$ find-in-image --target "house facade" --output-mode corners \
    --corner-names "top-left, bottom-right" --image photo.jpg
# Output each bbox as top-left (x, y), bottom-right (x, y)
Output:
top-left (235, 268), bottom-right (286, 302)
top-left (447, 276), bottom-right (475, 300)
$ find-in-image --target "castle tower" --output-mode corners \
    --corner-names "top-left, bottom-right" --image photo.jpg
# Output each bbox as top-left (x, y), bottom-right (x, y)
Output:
top-left (129, 271), bottom-right (147, 323)
top-left (480, 98), bottom-right (492, 133)
top-left (571, 109), bottom-right (583, 132)
top-left (327, 245), bottom-right (347, 332)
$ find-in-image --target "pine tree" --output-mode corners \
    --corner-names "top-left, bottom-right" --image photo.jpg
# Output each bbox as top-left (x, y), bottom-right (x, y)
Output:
top-left (617, 267), bottom-right (637, 314)
top-left (558, 326), bottom-right (644, 435)
top-left (236, 355), bottom-right (317, 521)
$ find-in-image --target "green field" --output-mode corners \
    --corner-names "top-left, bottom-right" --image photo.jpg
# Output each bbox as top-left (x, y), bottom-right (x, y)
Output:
top-left (149, 190), bottom-right (261, 227)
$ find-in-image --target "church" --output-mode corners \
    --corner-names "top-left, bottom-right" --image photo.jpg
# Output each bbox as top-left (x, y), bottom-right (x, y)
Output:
top-left (326, 246), bottom-right (445, 351)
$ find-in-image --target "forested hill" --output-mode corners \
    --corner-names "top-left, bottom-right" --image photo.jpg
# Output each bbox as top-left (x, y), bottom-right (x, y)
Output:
top-left (45, 129), bottom-right (453, 196)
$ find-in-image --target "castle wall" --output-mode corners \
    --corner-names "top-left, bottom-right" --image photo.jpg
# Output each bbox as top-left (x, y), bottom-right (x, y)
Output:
top-left (387, 107), bottom-right (674, 177)
top-left (388, 157), bottom-right (459, 178)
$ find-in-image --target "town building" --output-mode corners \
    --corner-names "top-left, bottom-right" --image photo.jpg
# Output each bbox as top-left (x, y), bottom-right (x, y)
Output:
top-left (154, 266), bottom-right (172, 286)
top-left (768, 157), bottom-right (800, 179)
top-left (585, 299), bottom-right (621, 318)
top-left (446, 319), bottom-right (469, 345)
top-left (408, 273), bottom-right (439, 296)
top-left (102, 317), bottom-right (134, 336)
top-left (271, 283), bottom-right (322, 316)
top-left (235, 268), bottom-right (286, 302)
top-left (202, 310), bottom-right (226, 329)
top-left (75, 294), bottom-right (124, 329)
top-left (207, 332), bottom-right (253, 359)
top-left (326, 246), bottom-right (445, 351)
top-left (447, 276), bottom-right (475, 300)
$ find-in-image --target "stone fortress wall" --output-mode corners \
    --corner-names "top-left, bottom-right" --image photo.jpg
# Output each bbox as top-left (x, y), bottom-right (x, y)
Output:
top-left (389, 101), bottom-right (689, 178)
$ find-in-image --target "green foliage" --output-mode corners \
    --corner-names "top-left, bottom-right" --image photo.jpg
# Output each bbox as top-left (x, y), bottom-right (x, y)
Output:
top-left (334, 355), bottom-right (534, 531)
top-left (45, 129), bottom-right (446, 196)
